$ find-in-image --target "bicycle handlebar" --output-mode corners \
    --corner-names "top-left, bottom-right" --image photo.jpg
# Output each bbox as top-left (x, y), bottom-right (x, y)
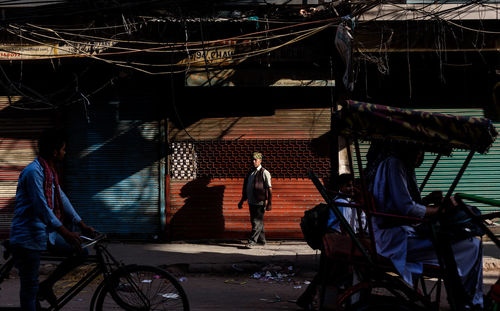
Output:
top-left (80, 232), bottom-right (106, 249)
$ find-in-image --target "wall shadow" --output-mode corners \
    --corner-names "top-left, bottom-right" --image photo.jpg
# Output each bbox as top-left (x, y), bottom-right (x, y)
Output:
top-left (170, 177), bottom-right (226, 239)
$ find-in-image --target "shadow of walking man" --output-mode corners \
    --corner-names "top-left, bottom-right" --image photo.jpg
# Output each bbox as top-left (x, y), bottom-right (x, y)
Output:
top-left (171, 176), bottom-right (226, 239)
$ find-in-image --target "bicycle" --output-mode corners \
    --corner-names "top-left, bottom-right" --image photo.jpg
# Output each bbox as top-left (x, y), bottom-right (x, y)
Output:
top-left (0, 234), bottom-right (190, 311)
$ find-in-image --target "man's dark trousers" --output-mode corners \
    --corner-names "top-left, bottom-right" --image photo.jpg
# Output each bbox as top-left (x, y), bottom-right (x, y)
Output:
top-left (249, 204), bottom-right (266, 244)
top-left (12, 246), bottom-right (40, 311)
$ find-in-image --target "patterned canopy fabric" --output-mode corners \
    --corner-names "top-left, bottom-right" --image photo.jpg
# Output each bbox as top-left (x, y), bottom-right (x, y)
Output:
top-left (334, 100), bottom-right (498, 154)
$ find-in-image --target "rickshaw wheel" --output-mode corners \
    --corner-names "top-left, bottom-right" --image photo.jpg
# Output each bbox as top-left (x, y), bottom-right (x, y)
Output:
top-left (336, 278), bottom-right (430, 311)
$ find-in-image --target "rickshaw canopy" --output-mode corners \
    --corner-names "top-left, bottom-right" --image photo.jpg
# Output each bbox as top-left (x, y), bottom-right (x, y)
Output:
top-left (334, 100), bottom-right (498, 155)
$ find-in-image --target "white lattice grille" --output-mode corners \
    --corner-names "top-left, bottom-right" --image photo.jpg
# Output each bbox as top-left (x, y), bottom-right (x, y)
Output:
top-left (170, 142), bottom-right (197, 180)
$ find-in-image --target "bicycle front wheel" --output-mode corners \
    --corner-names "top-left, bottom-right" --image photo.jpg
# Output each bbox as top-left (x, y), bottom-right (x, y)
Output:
top-left (95, 265), bottom-right (189, 311)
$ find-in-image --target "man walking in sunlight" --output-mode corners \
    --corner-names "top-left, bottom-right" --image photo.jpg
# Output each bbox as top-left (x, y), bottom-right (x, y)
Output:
top-left (238, 152), bottom-right (272, 248)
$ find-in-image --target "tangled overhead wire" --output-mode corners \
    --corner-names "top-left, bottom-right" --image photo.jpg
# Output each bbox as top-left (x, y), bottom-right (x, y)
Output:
top-left (0, 0), bottom-right (496, 110)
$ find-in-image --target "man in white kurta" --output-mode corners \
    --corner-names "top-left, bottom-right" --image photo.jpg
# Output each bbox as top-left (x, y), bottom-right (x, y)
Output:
top-left (371, 150), bottom-right (483, 308)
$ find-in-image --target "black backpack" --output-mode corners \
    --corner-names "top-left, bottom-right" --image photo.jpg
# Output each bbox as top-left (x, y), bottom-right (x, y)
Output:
top-left (300, 203), bottom-right (330, 250)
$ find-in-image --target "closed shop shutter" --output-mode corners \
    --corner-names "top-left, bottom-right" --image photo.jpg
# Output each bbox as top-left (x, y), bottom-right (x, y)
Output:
top-left (168, 108), bottom-right (331, 141)
top-left (65, 104), bottom-right (160, 239)
top-left (418, 109), bottom-right (500, 213)
top-left (0, 98), bottom-right (55, 238)
top-left (167, 108), bottom-right (331, 240)
top-left (351, 108), bottom-right (500, 214)
top-left (169, 179), bottom-right (323, 239)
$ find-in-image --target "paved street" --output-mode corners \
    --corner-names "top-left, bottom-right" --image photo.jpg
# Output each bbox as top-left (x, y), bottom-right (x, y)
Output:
top-left (0, 240), bottom-right (499, 310)
top-left (0, 240), bottom-right (321, 310)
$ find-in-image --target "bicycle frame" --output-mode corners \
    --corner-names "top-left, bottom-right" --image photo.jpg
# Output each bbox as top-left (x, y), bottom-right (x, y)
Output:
top-left (47, 242), bottom-right (122, 310)
top-left (0, 236), bottom-right (123, 311)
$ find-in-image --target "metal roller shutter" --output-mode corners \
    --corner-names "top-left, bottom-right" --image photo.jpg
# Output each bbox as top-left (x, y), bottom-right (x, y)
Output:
top-left (0, 98), bottom-right (55, 238)
top-left (65, 104), bottom-right (160, 240)
top-left (167, 108), bottom-right (331, 240)
top-left (168, 179), bottom-right (324, 240)
top-left (418, 109), bottom-right (500, 213)
top-left (167, 108), bottom-right (331, 141)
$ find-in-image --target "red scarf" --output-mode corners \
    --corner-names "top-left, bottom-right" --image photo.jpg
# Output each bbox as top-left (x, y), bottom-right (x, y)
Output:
top-left (38, 157), bottom-right (64, 222)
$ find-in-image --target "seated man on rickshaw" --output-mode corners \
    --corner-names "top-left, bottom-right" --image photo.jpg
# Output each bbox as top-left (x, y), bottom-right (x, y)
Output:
top-left (297, 173), bottom-right (367, 310)
top-left (368, 142), bottom-right (483, 309)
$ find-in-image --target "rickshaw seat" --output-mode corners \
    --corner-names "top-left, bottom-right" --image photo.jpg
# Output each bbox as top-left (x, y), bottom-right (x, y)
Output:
top-left (322, 233), bottom-right (392, 267)
top-left (322, 233), bottom-right (443, 278)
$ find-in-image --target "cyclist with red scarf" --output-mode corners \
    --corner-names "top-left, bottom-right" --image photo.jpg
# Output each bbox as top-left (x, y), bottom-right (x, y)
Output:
top-left (9, 128), bottom-right (95, 311)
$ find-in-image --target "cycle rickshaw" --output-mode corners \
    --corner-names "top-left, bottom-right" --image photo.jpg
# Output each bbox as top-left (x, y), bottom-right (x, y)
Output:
top-left (309, 100), bottom-right (500, 310)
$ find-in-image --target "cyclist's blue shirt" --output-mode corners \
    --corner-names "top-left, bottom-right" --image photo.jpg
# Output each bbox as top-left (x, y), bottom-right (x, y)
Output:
top-left (10, 158), bottom-right (82, 251)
